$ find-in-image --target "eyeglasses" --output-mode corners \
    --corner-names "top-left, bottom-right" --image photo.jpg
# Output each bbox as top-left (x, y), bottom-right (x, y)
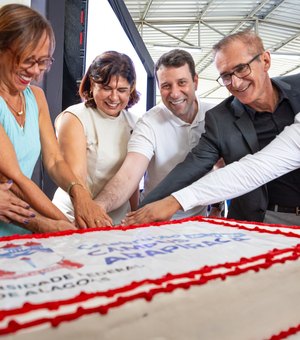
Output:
top-left (21, 57), bottom-right (55, 71)
top-left (216, 53), bottom-right (262, 86)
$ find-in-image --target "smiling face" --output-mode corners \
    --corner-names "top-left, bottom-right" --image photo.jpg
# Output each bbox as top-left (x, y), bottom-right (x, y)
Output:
top-left (1, 31), bottom-right (51, 93)
top-left (157, 63), bottom-right (198, 123)
top-left (91, 75), bottom-right (131, 117)
top-left (215, 39), bottom-right (271, 110)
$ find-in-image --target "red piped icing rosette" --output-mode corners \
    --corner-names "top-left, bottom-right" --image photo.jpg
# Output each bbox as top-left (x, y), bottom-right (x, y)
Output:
top-left (0, 216), bottom-right (300, 339)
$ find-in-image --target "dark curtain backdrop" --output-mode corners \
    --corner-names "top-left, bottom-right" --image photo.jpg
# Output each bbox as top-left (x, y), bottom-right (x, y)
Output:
top-left (31, 0), bottom-right (88, 199)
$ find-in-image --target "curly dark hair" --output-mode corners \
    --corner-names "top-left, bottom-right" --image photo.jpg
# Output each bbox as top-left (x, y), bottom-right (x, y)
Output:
top-left (79, 51), bottom-right (140, 109)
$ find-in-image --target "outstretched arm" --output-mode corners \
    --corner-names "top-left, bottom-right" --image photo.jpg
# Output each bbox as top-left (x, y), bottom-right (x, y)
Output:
top-left (123, 115), bottom-right (300, 225)
top-left (34, 86), bottom-right (112, 228)
top-left (173, 118), bottom-right (300, 210)
top-left (0, 122), bottom-right (77, 233)
top-left (139, 113), bottom-right (221, 207)
top-left (94, 152), bottom-right (149, 212)
top-left (0, 122), bottom-right (68, 222)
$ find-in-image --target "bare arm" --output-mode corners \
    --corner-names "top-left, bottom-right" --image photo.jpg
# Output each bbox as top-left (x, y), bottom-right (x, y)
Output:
top-left (0, 121), bottom-right (68, 221)
top-left (94, 152), bottom-right (149, 212)
top-left (54, 109), bottom-right (112, 227)
top-left (34, 86), bottom-right (82, 191)
top-left (123, 118), bottom-right (300, 226)
top-left (53, 111), bottom-right (87, 189)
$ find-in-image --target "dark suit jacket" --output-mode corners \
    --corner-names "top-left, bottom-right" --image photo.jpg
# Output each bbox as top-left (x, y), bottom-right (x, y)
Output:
top-left (141, 74), bottom-right (300, 222)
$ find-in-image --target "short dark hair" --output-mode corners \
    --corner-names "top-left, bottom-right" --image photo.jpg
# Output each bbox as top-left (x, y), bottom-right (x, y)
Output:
top-left (79, 51), bottom-right (140, 109)
top-left (154, 49), bottom-right (196, 82)
top-left (212, 29), bottom-right (265, 58)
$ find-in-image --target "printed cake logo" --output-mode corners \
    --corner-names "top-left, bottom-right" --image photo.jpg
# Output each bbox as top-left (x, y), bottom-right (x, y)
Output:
top-left (0, 242), bottom-right (82, 280)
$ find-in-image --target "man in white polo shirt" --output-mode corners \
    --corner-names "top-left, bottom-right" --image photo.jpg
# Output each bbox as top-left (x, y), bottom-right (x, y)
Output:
top-left (94, 49), bottom-right (221, 221)
top-left (124, 113), bottom-right (300, 226)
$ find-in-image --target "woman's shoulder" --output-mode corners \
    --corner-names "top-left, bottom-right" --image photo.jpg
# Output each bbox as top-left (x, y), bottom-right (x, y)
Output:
top-left (122, 109), bottom-right (139, 129)
top-left (25, 85), bottom-right (47, 109)
top-left (64, 102), bottom-right (87, 115)
top-left (27, 84), bottom-right (45, 98)
top-left (55, 103), bottom-right (94, 131)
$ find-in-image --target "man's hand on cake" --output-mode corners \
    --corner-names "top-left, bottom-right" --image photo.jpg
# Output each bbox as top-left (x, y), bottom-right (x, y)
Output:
top-left (122, 196), bottom-right (182, 225)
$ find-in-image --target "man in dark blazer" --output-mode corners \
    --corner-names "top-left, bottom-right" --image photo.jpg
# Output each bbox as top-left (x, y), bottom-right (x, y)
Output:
top-left (124, 29), bottom-right (300, 226)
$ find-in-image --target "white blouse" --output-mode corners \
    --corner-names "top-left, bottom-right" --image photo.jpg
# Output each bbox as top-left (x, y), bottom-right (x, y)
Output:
top-left (53, 103), bottom-right (137, 225)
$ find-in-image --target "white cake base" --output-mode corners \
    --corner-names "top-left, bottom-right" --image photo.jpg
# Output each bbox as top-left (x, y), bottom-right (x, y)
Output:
top-left (4, 258), bottom-right (300, 340)
top-left (1, 217), bottom-right (300, 339)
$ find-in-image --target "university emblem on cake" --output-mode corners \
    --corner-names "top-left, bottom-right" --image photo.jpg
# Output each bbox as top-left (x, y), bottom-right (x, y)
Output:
top-left (0, 241), bottom-right (83, 279)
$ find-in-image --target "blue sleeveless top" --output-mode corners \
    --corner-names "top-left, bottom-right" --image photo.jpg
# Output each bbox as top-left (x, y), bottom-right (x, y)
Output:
top-left (0, 86), bottom-right (41, 236)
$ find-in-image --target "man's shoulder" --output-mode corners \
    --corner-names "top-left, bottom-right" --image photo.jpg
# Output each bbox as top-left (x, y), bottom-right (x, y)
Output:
top-left (274, 73), bottom-right (300, 87)
top-left (197, 97), bottom-right (218, 114)
top-left (139, 103), bottom-right (169, 124)
top-left (205, 96), bottom-right (235, 115)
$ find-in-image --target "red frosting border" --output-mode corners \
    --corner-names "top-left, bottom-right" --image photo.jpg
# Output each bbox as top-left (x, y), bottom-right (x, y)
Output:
top-left (0, 215), bottom-right (299, 242)
top-left (1, 216), bottom-right (300, 337)
top-left (269, 323), bottom-right (300, 340)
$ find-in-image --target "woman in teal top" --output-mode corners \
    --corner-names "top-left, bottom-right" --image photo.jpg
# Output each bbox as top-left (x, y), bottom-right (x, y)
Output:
top-left (0, 87), bottom-right (40, 181)
top-left (0, 87), bottom-right (41, 235)
top-left (0, 4), bottom-right (113, 236)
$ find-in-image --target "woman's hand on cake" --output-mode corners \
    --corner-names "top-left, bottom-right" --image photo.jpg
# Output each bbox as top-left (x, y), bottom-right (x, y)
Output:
top-left (122, 196), bottom-right (182, 225)
top-left (0, 181), bottom-right (35, 224)
top-left (26, 216), bottom-right (77, 233)
top-left (43, 219), bottom-right (77, 232)
top-left (70, 185), bottom-right (113, 228)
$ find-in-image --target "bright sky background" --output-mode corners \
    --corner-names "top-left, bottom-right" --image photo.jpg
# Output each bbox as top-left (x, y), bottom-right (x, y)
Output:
top-left (86, 0), bottom-right (148, 117)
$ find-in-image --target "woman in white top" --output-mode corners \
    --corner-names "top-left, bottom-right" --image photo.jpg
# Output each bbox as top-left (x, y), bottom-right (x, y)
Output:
top-left (53, 51), bottom-right (140, 225)
top-left (123, 113), bottom-right (300, 224)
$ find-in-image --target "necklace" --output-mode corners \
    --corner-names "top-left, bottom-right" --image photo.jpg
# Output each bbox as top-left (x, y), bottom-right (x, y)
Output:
top-left (4, 92), bottom-right (24, 116)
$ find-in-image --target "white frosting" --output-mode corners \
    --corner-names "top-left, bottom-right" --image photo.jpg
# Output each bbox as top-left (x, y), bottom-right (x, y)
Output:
top-left (1, 219), bottom-right (300, 339)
